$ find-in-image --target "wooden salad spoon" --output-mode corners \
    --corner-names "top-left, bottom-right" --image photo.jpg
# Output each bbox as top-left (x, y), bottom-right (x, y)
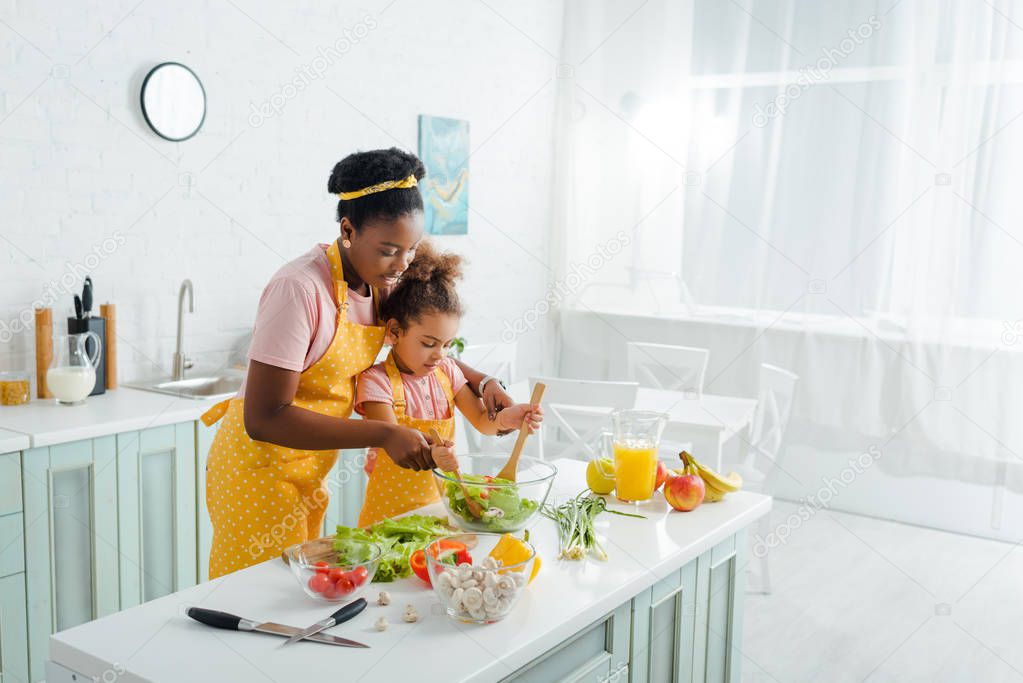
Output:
top-left (496, 382), bottom-right (546, 482)
top-left (430, 427), bottom-right (485, 519)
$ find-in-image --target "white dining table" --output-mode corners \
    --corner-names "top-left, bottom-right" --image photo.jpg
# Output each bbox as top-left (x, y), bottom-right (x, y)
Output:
top-left (507, 381), bottom-right (758, 472)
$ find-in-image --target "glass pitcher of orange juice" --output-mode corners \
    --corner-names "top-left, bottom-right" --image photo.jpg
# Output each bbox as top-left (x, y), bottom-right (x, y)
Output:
top-left (608, 410), bottom-right (667, 503)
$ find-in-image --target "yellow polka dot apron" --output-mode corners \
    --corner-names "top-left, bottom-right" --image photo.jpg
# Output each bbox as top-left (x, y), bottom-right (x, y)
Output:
top-left (201, 240), bottom-right (384, 578)
top-left (357, 351), bottom-right (456, 527)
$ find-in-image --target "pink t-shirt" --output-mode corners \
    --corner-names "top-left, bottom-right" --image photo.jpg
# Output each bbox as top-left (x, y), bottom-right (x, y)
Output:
top-left (354, 357), bottom-right (468, 420)
top-left (238, 244), bottom-right (376, 397)
top-left (355, 357), bottom-right (468, 474)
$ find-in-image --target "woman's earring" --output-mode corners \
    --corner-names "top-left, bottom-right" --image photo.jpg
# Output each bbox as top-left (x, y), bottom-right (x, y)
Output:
top-left (342, 239), bottom-right (352, 248)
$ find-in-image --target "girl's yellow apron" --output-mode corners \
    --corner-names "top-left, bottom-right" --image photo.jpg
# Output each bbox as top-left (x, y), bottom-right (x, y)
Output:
top-left (201, 241), bottom-right (384, 578)
top-left (357, 352), bottom-right (456, 527)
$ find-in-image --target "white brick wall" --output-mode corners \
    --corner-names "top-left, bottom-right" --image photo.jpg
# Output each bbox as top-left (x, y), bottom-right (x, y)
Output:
top-left (0, 0), bottom-right (563, 383)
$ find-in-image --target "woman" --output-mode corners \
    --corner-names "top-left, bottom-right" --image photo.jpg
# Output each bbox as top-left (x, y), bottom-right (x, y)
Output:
top-left (201, 148), bottom-right (514, 578)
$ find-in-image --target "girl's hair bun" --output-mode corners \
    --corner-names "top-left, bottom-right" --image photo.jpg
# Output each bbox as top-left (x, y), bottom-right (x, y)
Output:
top-left (400, 240), bottom-right (463, 285)
top-left (380, 240), bottom-right (465, 326)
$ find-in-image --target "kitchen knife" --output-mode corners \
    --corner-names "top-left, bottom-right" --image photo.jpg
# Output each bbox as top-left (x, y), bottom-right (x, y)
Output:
top-left (280, 597), bottom-right (367, 648)
top-left (82, 277), bottom-right (92, 318)
top-left (186, 607), bottom-right (369, 648)
top-left (73, 294), bottom-right (83, 320)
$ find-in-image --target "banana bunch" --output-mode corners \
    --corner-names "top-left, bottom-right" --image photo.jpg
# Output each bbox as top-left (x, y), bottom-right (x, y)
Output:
top-left (675, 451), bottom-right (742, 502)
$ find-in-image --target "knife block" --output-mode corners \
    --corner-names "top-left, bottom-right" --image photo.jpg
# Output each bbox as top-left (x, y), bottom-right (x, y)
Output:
top-left (66, 316), bottom-right (107, 396)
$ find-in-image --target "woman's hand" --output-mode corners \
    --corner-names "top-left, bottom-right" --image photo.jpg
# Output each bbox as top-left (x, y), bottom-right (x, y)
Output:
top-left (482, 381), bottom-right (515, 421)
top-left (496, 403), bottom-right (544, 433)
top-left (381, 424), bottom-right (434, 471)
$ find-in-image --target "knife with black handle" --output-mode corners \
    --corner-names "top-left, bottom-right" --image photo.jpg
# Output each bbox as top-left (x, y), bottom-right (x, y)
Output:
top-left (280, 598), bottom-right (368, 647)
top-left (82, 277), bottom-right (92, 318)
top-left (186, 607), bottom-right (369, 648)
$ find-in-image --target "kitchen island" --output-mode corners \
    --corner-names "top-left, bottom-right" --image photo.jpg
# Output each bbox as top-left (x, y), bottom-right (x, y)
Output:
top-left (46, 459), bottom-right (770, 683)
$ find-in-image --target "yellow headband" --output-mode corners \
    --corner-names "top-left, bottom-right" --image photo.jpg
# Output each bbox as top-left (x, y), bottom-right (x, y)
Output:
top-left (337, 174), bottom-right (418, 201)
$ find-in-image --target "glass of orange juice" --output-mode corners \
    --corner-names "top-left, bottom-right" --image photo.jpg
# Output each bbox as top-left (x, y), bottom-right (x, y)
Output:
top-left (610, 410), bottom-right (667, 503)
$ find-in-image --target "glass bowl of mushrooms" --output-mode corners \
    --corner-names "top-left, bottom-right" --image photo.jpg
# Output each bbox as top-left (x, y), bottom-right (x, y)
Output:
top-left (433, 454), bottom-right (557, 533)
top-left (424, 532), bottom-right (536, 624)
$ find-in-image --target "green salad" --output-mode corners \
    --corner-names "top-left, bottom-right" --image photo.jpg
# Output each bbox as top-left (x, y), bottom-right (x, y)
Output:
top-left (444, 473), bottom-right (539, 529)
top-left (332, 514), bottom-right (451, 582)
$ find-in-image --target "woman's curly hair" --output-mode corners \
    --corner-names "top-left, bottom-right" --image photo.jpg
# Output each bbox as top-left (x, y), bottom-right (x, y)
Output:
top-left (327, 147), bottom-right (427, 229)
top-left (380, 240), bottom-right (464, 328)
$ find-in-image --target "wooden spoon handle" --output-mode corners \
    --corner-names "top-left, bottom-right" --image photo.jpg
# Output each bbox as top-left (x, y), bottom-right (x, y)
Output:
top-left (431, 427), bottom-right (483, 518)
top-left (497, 382), bottom-right (546, 481)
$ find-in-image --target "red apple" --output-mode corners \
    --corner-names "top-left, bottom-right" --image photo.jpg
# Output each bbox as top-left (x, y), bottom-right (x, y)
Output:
top-left (664, 472), bottom-right (705, 511)
top-left (654, 461), bottom-right (669, 491)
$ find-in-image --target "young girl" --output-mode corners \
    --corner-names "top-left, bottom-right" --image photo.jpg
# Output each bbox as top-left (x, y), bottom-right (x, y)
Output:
top-left (354, 242), bottom-right (542, 526)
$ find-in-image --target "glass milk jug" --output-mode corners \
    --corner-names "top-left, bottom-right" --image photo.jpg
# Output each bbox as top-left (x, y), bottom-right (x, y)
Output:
top-left (48, 332), bottom-right (101, 404)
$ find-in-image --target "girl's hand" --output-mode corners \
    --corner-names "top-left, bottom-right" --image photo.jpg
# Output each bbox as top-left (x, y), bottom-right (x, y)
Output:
top-left (427, 433), bottom-right (459, 471)
top-left (496, 404), bottom-right (544, 433)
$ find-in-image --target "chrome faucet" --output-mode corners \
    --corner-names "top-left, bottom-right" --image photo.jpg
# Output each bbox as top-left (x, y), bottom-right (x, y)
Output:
top-left (173, 279), bottom-right (194, 380)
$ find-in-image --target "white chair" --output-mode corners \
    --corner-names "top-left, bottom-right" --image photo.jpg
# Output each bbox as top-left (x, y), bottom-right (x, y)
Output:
top-left (530, 376), bottom-right (638, 461)
top-left (738, 363), bottom-right (799, 595)
top-left (626, 342), bottom-right (710, 398)
top-left (627, 343), bottom-right (710, 458)
top-left (456, 343), bottom-right (517, 454)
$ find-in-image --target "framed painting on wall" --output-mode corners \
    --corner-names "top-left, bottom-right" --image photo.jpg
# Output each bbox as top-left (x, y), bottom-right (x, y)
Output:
top-left (418, 114), bottom-right (469, 235)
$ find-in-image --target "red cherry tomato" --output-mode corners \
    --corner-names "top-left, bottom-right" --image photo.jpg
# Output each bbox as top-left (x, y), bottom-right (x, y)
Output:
top-left (327, 567), bottom-right (345, 582)
top-left (322, 581), bottom-right (339, 599)
top-left (308, 573), bottom-right (332, 594)
top-left (348, 566), bottom-right (369, 586)
top-left (335, 576), bottom-right (355, 596)
top-left (479, 490), bottom-right (489, 499)
top-left (313, 561), bottom-right (330, 575)
top-left (410, 549), bottom-right (431, 585)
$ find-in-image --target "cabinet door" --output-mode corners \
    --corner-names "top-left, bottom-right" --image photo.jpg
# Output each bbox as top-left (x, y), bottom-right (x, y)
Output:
top-left (23, 439), bottom-right (119, 683)
top-left (195, 420), bottom-right (216, 583)
top-left (323, 448), bottom-right (369, 534)
top-left (0, 573), bottom-right (28, 683)
top-left (630, 562), bottom-right (698, 683)
top-left (0, 453), bottom-right (22, 516)
top-left (502, 602), bottom-right (630, 683)
top-left (695, 531), bottom-right (746, 683)
top-left (116, 423), bottom-right (197, 608)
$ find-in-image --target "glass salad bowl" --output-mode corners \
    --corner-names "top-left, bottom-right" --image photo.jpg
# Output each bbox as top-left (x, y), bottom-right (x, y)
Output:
top-left (284, 537), bottom-right (380, 603)
top-left (425, 532), bottom-right (537, 624)
top-left (433, 454), bottom-right (557, 533)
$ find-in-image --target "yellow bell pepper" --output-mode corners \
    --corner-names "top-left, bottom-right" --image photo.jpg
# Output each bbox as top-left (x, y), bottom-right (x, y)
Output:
top-left (489, 533), bottom-right (541, 584)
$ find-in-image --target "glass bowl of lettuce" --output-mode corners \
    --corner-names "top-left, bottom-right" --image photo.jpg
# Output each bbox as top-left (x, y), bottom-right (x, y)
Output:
top-left (434, 455), bottom-right (557, 533)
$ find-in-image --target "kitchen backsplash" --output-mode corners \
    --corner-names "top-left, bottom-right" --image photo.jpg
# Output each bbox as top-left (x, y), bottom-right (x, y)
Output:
top-left (0, 0), bottom-right (563, 385)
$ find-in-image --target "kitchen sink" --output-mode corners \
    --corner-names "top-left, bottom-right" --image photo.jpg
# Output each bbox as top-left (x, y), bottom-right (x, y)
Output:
top-left (126, 374), bottom-right (242, 401)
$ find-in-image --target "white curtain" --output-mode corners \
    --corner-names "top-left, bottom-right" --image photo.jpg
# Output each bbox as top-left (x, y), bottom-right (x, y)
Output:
top-left (554, 0), bottom-right (1023, 525)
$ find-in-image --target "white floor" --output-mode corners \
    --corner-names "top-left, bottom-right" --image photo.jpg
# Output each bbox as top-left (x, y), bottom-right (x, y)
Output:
top-left (741, 501), bottom-right (1023, 683)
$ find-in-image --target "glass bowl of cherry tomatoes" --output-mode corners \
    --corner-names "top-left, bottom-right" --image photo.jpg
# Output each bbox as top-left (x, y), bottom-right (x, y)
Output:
top-left (284, 537), bottom-right (380, 602)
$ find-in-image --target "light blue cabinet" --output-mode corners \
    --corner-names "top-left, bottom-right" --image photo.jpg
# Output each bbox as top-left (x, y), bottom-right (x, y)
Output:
top-left (629, 530), bottom-right (747, 683)
top-left (323, 448), bottom-right (369, 534)
top-left (116, 424), bottom-right (197, 608)
top-left (22, 437), bottom-right (119, 683)
top-left (0, 572), bottom-right (28, 683)
top-left (196, 420), bottom-right (215, 583)
top-left (0, 451), bottom-right (28, 683)
top-left (503, 602), bottom-right (631, 682)
top-left (501, 530), bottom-right (748, 683)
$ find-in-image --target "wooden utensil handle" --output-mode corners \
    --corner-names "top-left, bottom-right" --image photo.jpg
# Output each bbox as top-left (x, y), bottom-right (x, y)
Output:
top-left (508, 382), bottom-right (545, 457)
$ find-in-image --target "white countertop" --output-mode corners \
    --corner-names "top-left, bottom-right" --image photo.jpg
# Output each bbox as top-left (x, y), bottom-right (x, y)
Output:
top-left (48, 459), bottom-right (771, 683)
top-left (0, 428), bottom-right (30, 454)
top-left (0, 388), bottom-right (215, 448)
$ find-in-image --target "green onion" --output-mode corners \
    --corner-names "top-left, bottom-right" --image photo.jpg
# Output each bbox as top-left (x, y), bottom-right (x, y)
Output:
top-left (541, 490), bottom-right (645, 561)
